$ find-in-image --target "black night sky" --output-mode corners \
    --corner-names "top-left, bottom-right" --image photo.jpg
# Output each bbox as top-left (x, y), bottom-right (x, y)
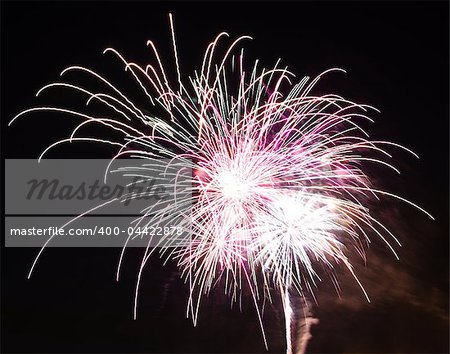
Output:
top-left (2, 1), bottom-right (449, 353)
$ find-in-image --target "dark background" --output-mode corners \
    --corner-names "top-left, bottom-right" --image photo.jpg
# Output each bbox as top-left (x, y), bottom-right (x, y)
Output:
top-left (2, 1), bottom-right (449, 353)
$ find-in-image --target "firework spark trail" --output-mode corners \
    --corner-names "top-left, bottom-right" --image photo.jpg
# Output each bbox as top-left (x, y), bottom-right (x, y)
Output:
top-left (9, 15), bottom-right (433, 353)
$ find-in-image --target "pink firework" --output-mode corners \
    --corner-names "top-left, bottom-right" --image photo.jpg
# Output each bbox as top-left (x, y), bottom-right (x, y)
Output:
top-left (10, 14), bottom-right (433, 354)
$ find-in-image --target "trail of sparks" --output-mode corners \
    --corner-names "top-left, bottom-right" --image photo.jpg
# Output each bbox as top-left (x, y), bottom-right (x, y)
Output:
top-left (10, 15), bottom-right (433, 353)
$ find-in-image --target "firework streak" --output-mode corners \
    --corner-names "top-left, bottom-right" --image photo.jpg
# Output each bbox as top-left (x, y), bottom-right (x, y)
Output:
top-left (10, 14), bottom-right (433, 353)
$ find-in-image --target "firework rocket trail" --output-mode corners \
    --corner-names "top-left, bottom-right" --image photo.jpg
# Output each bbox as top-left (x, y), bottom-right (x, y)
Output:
top-left (10, 14), bottom-right (433, 353)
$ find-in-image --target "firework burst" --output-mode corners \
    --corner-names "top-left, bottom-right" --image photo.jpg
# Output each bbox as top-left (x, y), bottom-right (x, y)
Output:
top-left (10, 14), bottom-right (433, 353)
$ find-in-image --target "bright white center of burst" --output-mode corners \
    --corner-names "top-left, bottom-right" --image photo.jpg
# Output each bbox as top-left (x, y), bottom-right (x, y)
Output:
top-left (276, 195), bottom-right (302, 224)
top-left (217, 170), bottom-right (250, 201)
